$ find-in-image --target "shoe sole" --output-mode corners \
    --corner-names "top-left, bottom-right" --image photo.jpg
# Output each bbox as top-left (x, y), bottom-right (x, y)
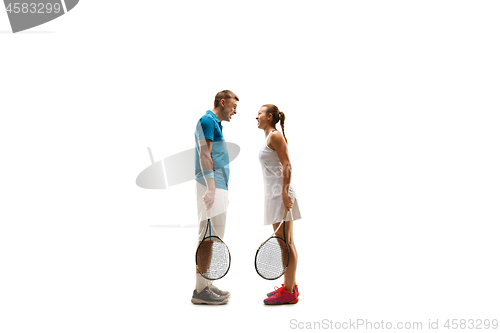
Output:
top-left (191, 298), bottom-right (228, 305)
top-left (264, 298), bottom-right (299, 305)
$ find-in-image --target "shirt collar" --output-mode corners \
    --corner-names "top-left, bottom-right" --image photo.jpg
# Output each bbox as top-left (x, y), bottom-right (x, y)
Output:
top-left (206, 110), bottom-right (222, 126)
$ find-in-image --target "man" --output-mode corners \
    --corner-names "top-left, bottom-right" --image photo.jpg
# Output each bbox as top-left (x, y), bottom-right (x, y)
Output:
top-left (191, 90), bottom-right (239, 305)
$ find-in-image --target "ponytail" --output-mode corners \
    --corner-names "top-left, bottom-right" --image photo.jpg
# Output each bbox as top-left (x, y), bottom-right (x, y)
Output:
top-left (263, 104), bottom-right (289, 144)
top-left (279, 111), bottom-right (288, 144)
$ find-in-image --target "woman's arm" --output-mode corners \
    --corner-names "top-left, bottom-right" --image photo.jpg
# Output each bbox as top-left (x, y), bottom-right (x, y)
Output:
top-left (270, 131), bottom-right (293, 211)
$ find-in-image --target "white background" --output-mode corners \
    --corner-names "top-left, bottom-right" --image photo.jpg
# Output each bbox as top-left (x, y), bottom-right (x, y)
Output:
top-left (1, 1), bottom-right (500, 332)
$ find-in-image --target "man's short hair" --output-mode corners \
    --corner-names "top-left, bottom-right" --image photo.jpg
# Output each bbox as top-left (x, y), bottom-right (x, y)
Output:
top-left (214, 90), bottom-right (239, 108)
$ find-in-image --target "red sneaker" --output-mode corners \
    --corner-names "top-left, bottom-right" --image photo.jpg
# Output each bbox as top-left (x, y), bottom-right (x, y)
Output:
top-left (264, 286), bottom-right (299, 305)
top-left (266, 284), bottom-right (284, 297)
top-left (267, 284), bottom-right (299, 297)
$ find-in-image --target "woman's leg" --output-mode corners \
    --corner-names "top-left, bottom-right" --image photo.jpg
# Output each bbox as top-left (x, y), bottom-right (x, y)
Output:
top-left (273, 220), bottom-right (298, 293)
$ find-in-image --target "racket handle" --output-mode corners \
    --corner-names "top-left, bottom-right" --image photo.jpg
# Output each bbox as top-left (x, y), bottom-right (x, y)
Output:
top-left (282, 209), bottom-right (288, 221)
top-left (207, 209), bottom-right (212, 238)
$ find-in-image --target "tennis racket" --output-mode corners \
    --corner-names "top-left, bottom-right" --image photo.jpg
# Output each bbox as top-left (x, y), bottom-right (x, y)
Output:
top-left (195, 212), bottom-right (231, 280)
top-left (255, 209), bottom-right (290, 280)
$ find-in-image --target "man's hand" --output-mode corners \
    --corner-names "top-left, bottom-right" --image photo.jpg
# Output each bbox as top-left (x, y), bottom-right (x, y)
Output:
top-left (203, 188), bottom-right (215, 211)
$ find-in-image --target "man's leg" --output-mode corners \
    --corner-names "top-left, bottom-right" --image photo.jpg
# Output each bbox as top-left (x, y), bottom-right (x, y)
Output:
top-left (192, 183), bottom-right (229, 304)
top-left (203, 187), bottom-right (228, 294)
top-left (195, 182), bottom-right (210, 293)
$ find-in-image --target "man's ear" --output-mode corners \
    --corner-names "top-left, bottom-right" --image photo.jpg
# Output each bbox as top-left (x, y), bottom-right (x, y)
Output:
top-left (220, 99), bottom-right (225, 108)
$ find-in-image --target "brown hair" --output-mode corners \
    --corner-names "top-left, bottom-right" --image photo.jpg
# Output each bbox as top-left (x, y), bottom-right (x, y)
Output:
top-left (214, 90), bottom-right (239, 108)
top-left (263, 104), bottom-right (288, 144)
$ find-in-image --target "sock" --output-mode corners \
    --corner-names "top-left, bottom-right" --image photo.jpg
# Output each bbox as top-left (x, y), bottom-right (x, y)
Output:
top-left (195, 273), bottom-right (208, 293)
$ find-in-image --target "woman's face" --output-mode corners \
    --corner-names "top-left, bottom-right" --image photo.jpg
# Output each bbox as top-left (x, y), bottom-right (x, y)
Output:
top-left (256, 106), bottom-right (271, 129)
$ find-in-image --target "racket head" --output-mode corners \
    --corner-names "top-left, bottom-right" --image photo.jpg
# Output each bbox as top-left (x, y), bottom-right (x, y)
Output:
top-left (195, 235), bottom-right (231, 280)
top-left (255, 235), bottom-right (290, 280)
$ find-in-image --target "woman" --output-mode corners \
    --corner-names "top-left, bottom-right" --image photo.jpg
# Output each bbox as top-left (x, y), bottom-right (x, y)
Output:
top-left (257, 104), bottom-right (302, 305)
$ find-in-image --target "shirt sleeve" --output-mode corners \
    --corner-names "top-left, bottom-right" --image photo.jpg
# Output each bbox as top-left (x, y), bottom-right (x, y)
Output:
top-left (195, 116), bottom-right (215, 142)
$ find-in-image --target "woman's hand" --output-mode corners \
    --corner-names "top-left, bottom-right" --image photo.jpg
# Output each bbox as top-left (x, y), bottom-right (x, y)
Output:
top-left (282, 192), bottom-right (293, 211)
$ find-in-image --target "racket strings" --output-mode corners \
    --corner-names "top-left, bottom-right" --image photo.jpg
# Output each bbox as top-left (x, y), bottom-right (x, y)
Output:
top-left (255, 237), bottom-right (289, 280)
top-left (196, 238), bottom-right (230, 280)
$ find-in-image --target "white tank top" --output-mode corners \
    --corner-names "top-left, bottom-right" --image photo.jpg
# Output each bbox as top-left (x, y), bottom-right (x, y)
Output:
top-left (258, 130), bottom-right (300, 224)
top-left (258, 130), bottom-right (297, 200)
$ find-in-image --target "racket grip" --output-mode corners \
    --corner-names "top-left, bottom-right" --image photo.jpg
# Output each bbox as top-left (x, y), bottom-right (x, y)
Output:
top-left (282, 209), bottom-right (288, 221)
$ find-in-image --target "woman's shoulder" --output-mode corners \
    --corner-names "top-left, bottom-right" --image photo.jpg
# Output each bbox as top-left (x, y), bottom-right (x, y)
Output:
top-left (269, 130), bottom-right (285, 143)
top-left (267, 130), bottom-right (285, 150)
top-left (269, 130), bottom-right (283, 138)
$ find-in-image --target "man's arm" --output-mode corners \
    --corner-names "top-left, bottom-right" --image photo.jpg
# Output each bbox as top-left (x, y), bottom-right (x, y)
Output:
top-left (198, 139), bottom-right (216, 210)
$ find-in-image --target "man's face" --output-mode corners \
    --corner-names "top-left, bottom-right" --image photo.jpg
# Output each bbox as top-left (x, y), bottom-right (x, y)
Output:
top-left (221, 98), bottom-right (238, 122)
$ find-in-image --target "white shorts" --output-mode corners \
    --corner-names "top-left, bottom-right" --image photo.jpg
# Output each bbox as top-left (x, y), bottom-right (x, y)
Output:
top-left (196, 181), bottom-right (229, 241)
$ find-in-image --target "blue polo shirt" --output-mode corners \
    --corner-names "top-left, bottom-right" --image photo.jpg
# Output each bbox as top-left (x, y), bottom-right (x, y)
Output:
top-left (195, 110), bottom-right (230, 190)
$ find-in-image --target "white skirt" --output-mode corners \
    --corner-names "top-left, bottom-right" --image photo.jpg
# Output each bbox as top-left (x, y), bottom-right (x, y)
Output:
top-left (263, 186), bottom-right (302, 225)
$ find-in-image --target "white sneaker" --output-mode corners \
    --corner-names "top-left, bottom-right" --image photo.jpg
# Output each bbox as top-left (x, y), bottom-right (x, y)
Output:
top-left (210, 285), bottom-right (230, 298)
top-left (191, 287), bottom-right (228, 305)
